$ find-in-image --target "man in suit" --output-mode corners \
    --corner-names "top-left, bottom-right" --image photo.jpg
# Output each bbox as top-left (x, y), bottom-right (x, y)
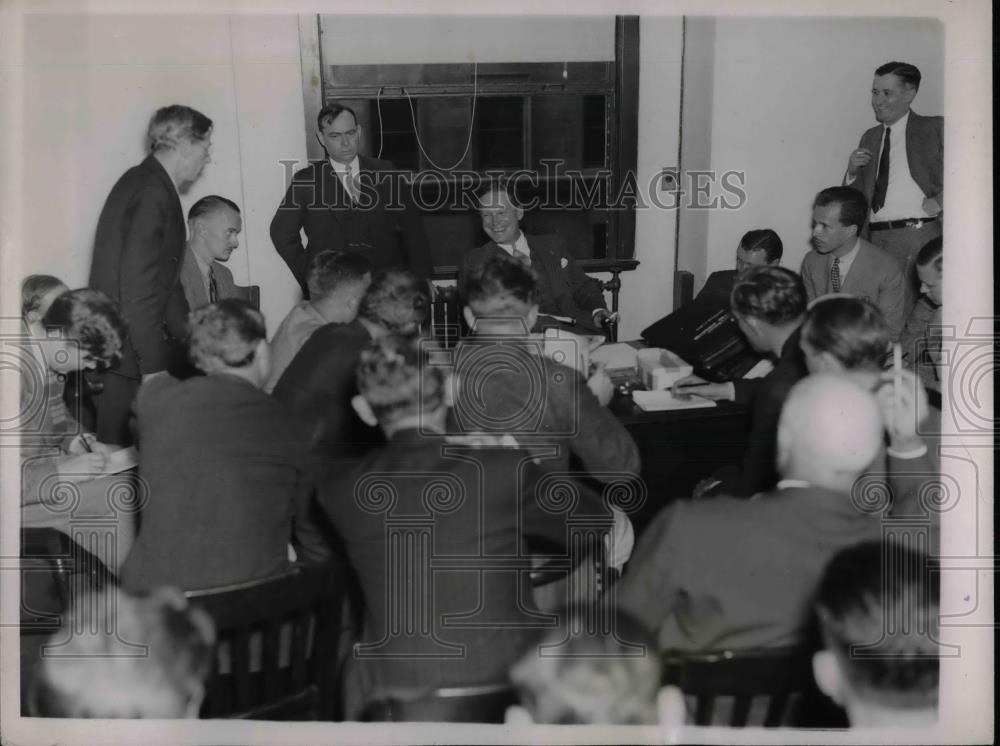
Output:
top-left (120, 300), bottom-right (330, 593)
top-left (801, 186), bottom-right (905, 340)
top-left (459, 184), bottom-right (611, 334)
top-left (844, 61), bottom-right (943, 312)
top-left (616, 374), bottom-right (886, 652)
top-left (179, 196), bottom-right (243, 310)
top-left (88, 105), bottom-right (213, 445)
top-left (695, 228), bottom-right (784, 303)
top-left (269, 103), bottom-right (432, 294)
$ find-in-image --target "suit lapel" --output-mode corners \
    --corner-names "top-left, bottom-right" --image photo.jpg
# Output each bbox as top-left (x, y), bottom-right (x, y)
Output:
top-left (320, 161), bottom-right (347, 227)
top-left (840, 241), bottom-right (872, 296)
top-left (180, 248), bottom-right (208, 308)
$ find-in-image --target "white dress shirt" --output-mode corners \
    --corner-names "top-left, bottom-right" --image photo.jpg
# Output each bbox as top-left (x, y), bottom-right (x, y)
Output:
top-left (869, 111), bottom-right (935, 222)
top-left (497, 233), bottom-right (532, 264)
top-left (329, 156), bottom-right (361, 199)
top-left (832, 238), bottom-right (862, 285)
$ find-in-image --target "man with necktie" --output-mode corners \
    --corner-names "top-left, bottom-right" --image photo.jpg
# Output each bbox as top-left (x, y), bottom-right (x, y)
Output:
top-left (270, 103), bottom-right (432, 296)
top-left (800, 187), bottom-right (906, 340)
top-left (458, 183), bottom-right (612, 334)
top-left (179, 196), bottom-right (243, 310)
top-left (844, 61), bottom-right (943, 313)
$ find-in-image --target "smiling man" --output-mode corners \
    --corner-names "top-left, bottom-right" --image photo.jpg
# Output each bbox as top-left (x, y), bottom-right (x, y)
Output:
top-left (844, 61), bottom-right (943, 313)
top-left (179, 196), bottom-right (243, 309)
top-left (800, 186), bottom-right (905, 340)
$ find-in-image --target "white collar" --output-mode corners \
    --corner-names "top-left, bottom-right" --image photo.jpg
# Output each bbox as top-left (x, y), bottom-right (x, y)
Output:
top-left (329, 156), bottom-right (360, 174)
top-left (776, 479), bottom-right (811, 490)
top-left (834, 238), bottom-right (862, 264)
top-left (883, 109), bottom-right (909, 133)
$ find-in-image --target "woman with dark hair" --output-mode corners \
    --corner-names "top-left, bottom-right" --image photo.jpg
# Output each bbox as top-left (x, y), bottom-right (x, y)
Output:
top-left (19, 287), bottom-right (135, 569)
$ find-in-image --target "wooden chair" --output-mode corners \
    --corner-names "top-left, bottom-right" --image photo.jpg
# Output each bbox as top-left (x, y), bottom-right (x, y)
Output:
top-left (661, 646), bottom-right (818, 727)
top-left (231, 283), bottom-right (260, 310)
top-left (185, 561), bottom-right (347, 721)
top-left (360, 682), bottom-right (518, 723)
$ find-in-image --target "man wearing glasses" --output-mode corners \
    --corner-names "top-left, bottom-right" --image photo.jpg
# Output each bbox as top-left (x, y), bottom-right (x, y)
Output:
top-left (270, 104), bottom-right (432, 296)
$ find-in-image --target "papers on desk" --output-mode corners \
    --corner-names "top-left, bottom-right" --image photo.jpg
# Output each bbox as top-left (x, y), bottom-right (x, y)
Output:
top-left (95, 446), bottom-right (138, 477)
top-left (590, 342), bottom-right (639, 370)
top-left (632, 390), bottom-right (717, 412)
top-left (742, 358), bottom-right (775, 379)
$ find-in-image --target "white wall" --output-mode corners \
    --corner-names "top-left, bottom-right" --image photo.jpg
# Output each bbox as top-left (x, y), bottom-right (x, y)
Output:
top-left (18, 13), bottom-right (307, 336)
top-left (687, 17), bottom-right (943, 284)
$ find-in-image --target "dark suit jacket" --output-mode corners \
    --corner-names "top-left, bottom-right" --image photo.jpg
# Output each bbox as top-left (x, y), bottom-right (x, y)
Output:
top-left (89, 155), bottom-right (190, 378)
top-left (319, 429), bottom-right (577, 705)
top-left (178, 246), bottom-right (239, 309)
top-left (616, 484), bottom-right (884, 651)
top-left (725, 328), bottom-right (808, 497)
top-left (849, 110), bottom-right (944, 208)
top-left (694, 269), bottom-right (738, 304)
top-left (800, 239), bottom-right (906, 339)
top-left (459, 234), bottom-right (607, 332)
top-left (269, 155), bottom-right (432, 292)
top-left (271, 319), bottom-right (384, 462)
top-left (120, 374), bottom-right (328, 593)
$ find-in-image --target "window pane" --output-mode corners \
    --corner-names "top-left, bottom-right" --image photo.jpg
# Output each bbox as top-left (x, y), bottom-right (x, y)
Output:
top-left (416, 98), bottom-right (475, 171)
top-left (530, 95), bottom-right (607, 172)
top-left (369, 99), bottom-right (419, 171)
top-left (475, 96), bottom-right (524, 170)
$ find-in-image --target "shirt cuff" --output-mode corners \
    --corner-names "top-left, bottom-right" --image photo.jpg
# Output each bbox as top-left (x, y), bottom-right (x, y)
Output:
top-left (725, 382), bottom-right (736, 401)
top-left (887, 442), bottom-right (929, 460)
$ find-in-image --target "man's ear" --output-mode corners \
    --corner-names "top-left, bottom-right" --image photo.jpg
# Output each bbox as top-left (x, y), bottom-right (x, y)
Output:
top-left (254, 339), bottom-right (271, 380)
top-left (514, 206), bottom-right (524, 222)
top-left (314, 131), bottom-right (328, 154)
top-left (525, 304), bottom-right (539, 333)
top-left (352, 394), bottom-right (378, 427)
top-left (812, 650), bottom-right (846, 707)
top-left (462, 306), bottom-right (477, 332)
top-left (184, 683), bottom-right (205, 719)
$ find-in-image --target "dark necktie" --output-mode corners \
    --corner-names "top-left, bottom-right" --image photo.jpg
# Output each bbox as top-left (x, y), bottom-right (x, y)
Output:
top-left (208, 266), bottom-right (218, 303)
top-left (871, 126), bottom-right (891, 214)
top-left (830, 257), bottom-right (842, 293)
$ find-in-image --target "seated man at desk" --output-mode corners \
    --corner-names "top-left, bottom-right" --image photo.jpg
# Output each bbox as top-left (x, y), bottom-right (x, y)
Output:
top-left (179, 195), bottom-right (244, 310)
top-left (459, 183), bottom-right (612, 334)
top-left (695, 228), bottom-right (783, 303)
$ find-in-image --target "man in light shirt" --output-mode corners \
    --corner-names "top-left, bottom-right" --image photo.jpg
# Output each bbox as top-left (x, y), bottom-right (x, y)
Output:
top-left (800, 187), bottom-right (905, 340)
top-left (844, 61), bottom-right (943, 313)
top-left (269, 103), bottom-right (431, 294)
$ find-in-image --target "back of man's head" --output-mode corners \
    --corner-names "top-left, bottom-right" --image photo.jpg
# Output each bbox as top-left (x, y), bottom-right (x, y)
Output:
top-left (306, 250), bottom-right (373, 302)
top-left (738, 228), bottom-right (784, 265)
top-left (187, 299), bottom-right (267, 379)
top-left (462, 254), bottom-right (538, 334)
top-left (812, 541), bottom-right (938, 724)
top-left (28, 587), bottom-right (215, 719)
top-left (355, 333), bottom-right (444, 427)
top-left (801, 296), bottom-right (890, 373)
top-left (358, 269), bottom-right (429, 336)
top-left (146, 105), bottom-right (213, 154)
top-left (509, 607), bottom-right (661, 725)
top-left (730, 265), bottom-right (807, 326)
top-left (776, 374), bottom-right (883, 491)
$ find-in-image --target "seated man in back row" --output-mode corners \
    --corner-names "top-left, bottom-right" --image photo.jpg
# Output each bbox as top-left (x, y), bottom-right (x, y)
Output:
top-left (459, 183), bottom-right (612, 334)
top-left (695, 228), bottom-right (784, 304)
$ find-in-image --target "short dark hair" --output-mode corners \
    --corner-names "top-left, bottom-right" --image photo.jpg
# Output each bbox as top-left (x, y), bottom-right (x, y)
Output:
top-left (187, 195), bottom-right (240, 223)
top-left (875, 61), bottom-right (922, 90)
top-left (738, 228), bottom-right (783, 264)
top-left (187, 299), bottom-right (265, 373)
top-left (814, 187), bottom-right (869, 231)
top-left (815, 541), bottom-right (939, 710)
top-left (317, 103), bottom-right (358, 132)
top-left (356, 333), bottom-right (444, 423)
top-left (359, 269), bottom-right (429, 336)
top-left (802, 296), bottom-right (890, 371)
top-left (21, 274), bottom-right (67, 318)
top-left (43, 289), bottom-right (126, 370)
top-left (462, 254), bottom-right (538, 316)
top-left (730, 265), bottom-right (806, 325)
top-left (915, 236), bottom-right (943, 271)
top-left (146, 105), bottom-right (212, 154)
top-left (306, 250), bottom-right (373, 300)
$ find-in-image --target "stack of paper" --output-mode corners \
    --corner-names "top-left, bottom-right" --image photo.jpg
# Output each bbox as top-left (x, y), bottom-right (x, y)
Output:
top-left (590, 342), bottom-right (639, 370)
top-left (632, 390), bottom-right (717, 412)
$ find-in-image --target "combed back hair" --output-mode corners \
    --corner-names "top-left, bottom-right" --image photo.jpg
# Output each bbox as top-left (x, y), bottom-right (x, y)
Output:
top-left (306, 250), bottom-right (373, 300)
top-left (476, 180), bottom-right (524, 209)
top-left (28, 587), bottom-right (215, 719)
top-left (730, 265), bottom-right (807, 325)
top-left (875, 61), bottom-right (922, 90)
top-left (462, 254), bottom-right (538, 316)
top-left (356, 334), bottom-right (444, 423)
top-left (187, 195), bottom-right (240, 223)
top-left (814, 186), bottom-right (869, 231)
top-left (509, 607), bottom-right (661, 725)
top-left (317, 102), bottom-right (357, 131)
top-left (815, 541), bottom-right (939, 710)
top-left (915, 236), bottom-right (943, 271)
top-left (739, 228), bottom-right (784, 264)
top-left (358, 269), bottom-right (429, 335)
top-left (802, 296), bottom-right (891, 371)
top-left (43, 289), bottom-right (125, 370)
top-left (21, 274), bottom-right (67, 318)
top-left (187, 299), bottom-right (265, 373)
top-left (146, 105), bottom-right (213, 154)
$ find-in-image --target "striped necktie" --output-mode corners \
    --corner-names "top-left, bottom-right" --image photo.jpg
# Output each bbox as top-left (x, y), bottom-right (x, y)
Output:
top-left (209, 266), bottom-right (218, 303)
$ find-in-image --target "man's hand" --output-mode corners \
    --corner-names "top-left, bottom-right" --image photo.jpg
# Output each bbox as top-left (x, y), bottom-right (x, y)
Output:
top-left (847, 147), bottom-right (873, 176)
top-left (67, 433), bottom-right (116, 456)
top-left (593, 309), bottom-right (620, 327)
top-left (587, 364), bottom-right (614, 406)
top-left (921, 196), bottom-right (942, 216)
top-left (875, 368), bottom-right (930, 454)
top-left (671, 374), bottom-right (733, 401)
top-left (692, 477), bottom-right (723, 499)
top-left (57, 453), bottom-right (109, 482)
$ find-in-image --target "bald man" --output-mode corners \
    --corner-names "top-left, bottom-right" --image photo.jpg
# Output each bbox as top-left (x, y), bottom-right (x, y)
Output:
top-left (617, 375), bottom-right (886, 652)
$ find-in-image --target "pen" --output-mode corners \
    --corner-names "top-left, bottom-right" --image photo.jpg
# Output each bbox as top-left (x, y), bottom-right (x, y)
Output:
top-left (674, 381), bottom-right (712, 389)
top-left (80, 433), bottom-right (93, 453)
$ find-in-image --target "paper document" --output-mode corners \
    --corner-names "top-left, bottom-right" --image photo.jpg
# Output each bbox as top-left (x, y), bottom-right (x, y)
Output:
top-left (101, 446), bottom-right (138, 475)
top-left (632, 390), bottom-right (717, 412)
top-left (591, 342), bottom-right (638, 370)
top-left (742, 358), bottom-right (775, 379)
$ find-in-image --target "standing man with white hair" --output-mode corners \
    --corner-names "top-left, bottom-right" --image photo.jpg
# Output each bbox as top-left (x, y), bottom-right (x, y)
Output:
top-left (616, 374), bottom-right (887, 652)
top-left (89, 104), bottom-right (214, 445)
